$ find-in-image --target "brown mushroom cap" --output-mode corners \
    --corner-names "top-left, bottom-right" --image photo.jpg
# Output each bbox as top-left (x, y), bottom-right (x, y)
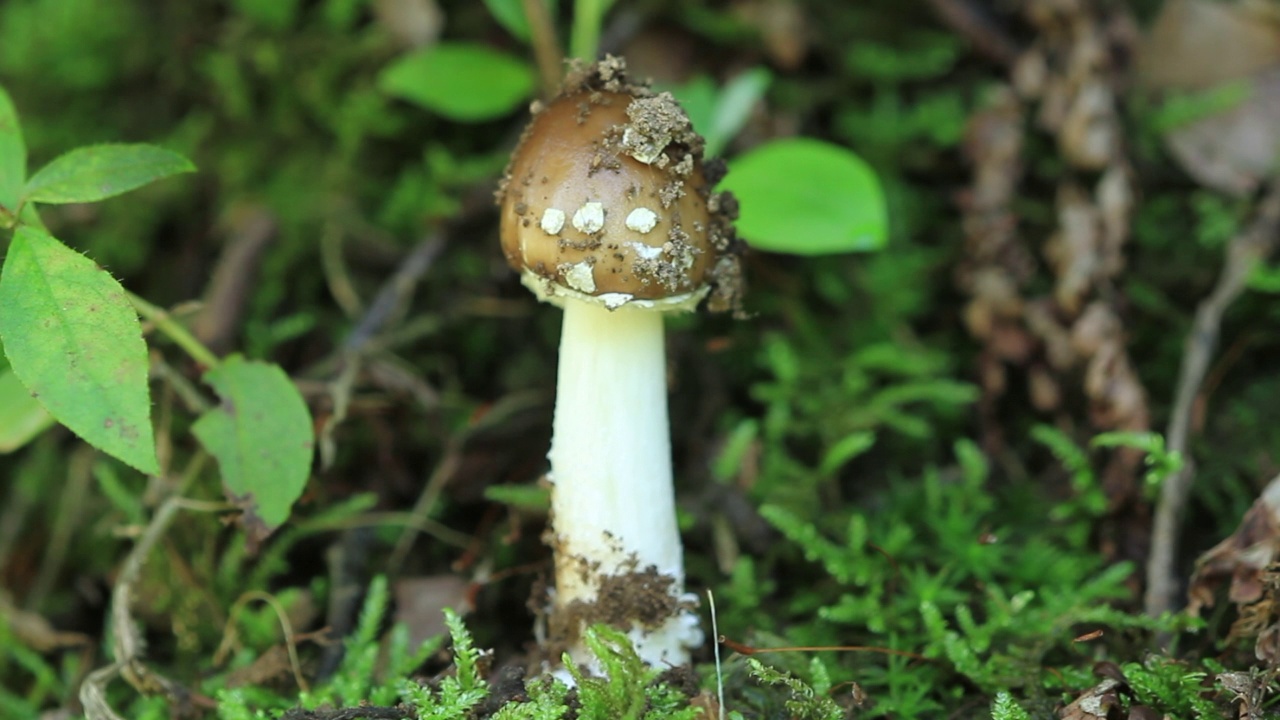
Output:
top-left (497, 60), bottom-right (738, 310)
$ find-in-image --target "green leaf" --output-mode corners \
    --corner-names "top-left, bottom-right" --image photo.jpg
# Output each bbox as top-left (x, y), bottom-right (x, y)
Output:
top-left (0, 366), bottom-right (54, 453)
top-left (378, 43), bottom-right (535, 122)
top-left (665, 76), bottom-right (718, 145)
top-left (484, 483), bottom-right (550, 512)
top-left (819, 431), bottom-right (875, 476)
top-left (723, 138), bottom-right (887, 255)
top-left (1248, 261), bottom-right (1280, 293)
top-left (483, 0), bottom-right (532, 41)
top-left (22, 143), bottom-right (195, 205)
top-left (193, 356), bottom-right (313, 539)
top-left (665, 69), bottom-right (771, 157)
top-left (0, 227), bottom-right (157, 473)
top-left (707, 68), bottom-right (770, 157)
top-left (0, 85), bottom-right (25, 213)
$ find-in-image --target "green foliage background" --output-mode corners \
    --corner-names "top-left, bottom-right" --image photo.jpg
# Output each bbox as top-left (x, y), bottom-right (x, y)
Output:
top-left (2, 0), bottom-right (1279, 718)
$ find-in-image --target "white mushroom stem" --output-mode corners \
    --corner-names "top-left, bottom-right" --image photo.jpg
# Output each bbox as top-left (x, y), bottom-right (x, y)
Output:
top-left (548, 299), bottom-right (702, 668)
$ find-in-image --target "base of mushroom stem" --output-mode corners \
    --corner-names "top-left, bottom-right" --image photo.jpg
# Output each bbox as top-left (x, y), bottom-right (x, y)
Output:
top-left (541, 592), bottom-right (705, 679)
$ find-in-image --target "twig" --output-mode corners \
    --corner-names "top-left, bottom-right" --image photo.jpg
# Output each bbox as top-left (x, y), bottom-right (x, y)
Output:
top-left (1145, 181), bottom-right (1280, 617)
top-left (151, 355), bottom-right (214, 414)
top-left (79, 453), bottom-right (209, 719)
top-left (1, 590), bottom-right (91, 651)
top-left (316, 526), bottom-right (378, 681)
top-left (341, 233), bottom-right (446, 355)
top-left (318, 232), bottom-right (446, 471)
top-left (305, 511), bottom-right (471, 548)
top-left (194, 205), bottom-right (277, 354)
top-left (387, 439), bottom-right (464, 576)
top-left (321, 221), bottom-right (363, 319)
top-left (925, 0), bottom-right (1020, 66)
top-left (386, 389), bottom-right (551, 577)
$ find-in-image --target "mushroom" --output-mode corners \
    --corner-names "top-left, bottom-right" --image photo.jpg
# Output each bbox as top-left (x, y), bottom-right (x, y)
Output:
top-left (496, 57), bottom-right (743, 670)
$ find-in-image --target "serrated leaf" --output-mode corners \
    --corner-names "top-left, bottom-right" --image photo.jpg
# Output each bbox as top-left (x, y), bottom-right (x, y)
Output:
top-left (23, 143), bottom-right (195, 205)
top-left (378, 43), bottom-right (534, 122)
top-left (0, 367), bottom-right (54, 453)
top-left (723, 138), bottom-right (888, 255)
top-left (193, 356), bottom-right (313, 541)
top-left (0, 227), bottom-right (157, 473)
top-left (0, 85), bottom-right (25, 213)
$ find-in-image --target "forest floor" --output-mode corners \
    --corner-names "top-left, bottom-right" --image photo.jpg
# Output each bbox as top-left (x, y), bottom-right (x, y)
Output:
top-left (2, 0), bottom-right (1280, 718)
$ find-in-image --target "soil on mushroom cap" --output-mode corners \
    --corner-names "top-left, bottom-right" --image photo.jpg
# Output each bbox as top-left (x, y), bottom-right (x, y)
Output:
top-left (496, 55), bottom-right (746, 309)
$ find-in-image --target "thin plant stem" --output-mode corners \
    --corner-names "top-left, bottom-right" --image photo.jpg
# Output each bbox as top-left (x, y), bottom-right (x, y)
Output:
top-left (719, 635), bottom-right (929, 663)
top-left (216, 590), bottom-right (310, 692)
top-left (570, 0), bottom-right (607, 62)
top-left (151, 356), bottom-right (213, 414)
top-left (79, 452), bottom-right (208, 714)
top-left (127, 290), bottom-right (221, 369)
top-left (1145, 181), bottom-right (1280, 619)
top-left (320, 221), bottom-right (362, 318)
top-left (708, 590), bottom-right (726, 720)
top-left (522, 0), bottom-right (564, 96)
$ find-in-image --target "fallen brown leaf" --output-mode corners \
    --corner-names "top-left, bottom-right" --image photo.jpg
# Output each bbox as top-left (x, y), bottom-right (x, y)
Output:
top-left (1060, 677), bottom-right (1126, 720)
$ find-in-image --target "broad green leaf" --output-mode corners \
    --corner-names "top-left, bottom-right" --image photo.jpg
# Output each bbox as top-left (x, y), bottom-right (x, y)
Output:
top-left (378, 43), bottom-right (534, 122)
top-left (0, 85), bottom-right (25, 213)
top-left (0, 227), bottom-right (157, 473)
top-left (193, 356), bottom-right (313, 539)
top-left (723, 138), bottom-right (887, 255)
top-left (23, 143), bottom-right (195, 205)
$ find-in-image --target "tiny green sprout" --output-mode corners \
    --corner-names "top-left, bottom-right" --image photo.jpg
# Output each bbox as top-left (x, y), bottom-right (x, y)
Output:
top-left (1091, 430), bottom-right (1184, 498)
